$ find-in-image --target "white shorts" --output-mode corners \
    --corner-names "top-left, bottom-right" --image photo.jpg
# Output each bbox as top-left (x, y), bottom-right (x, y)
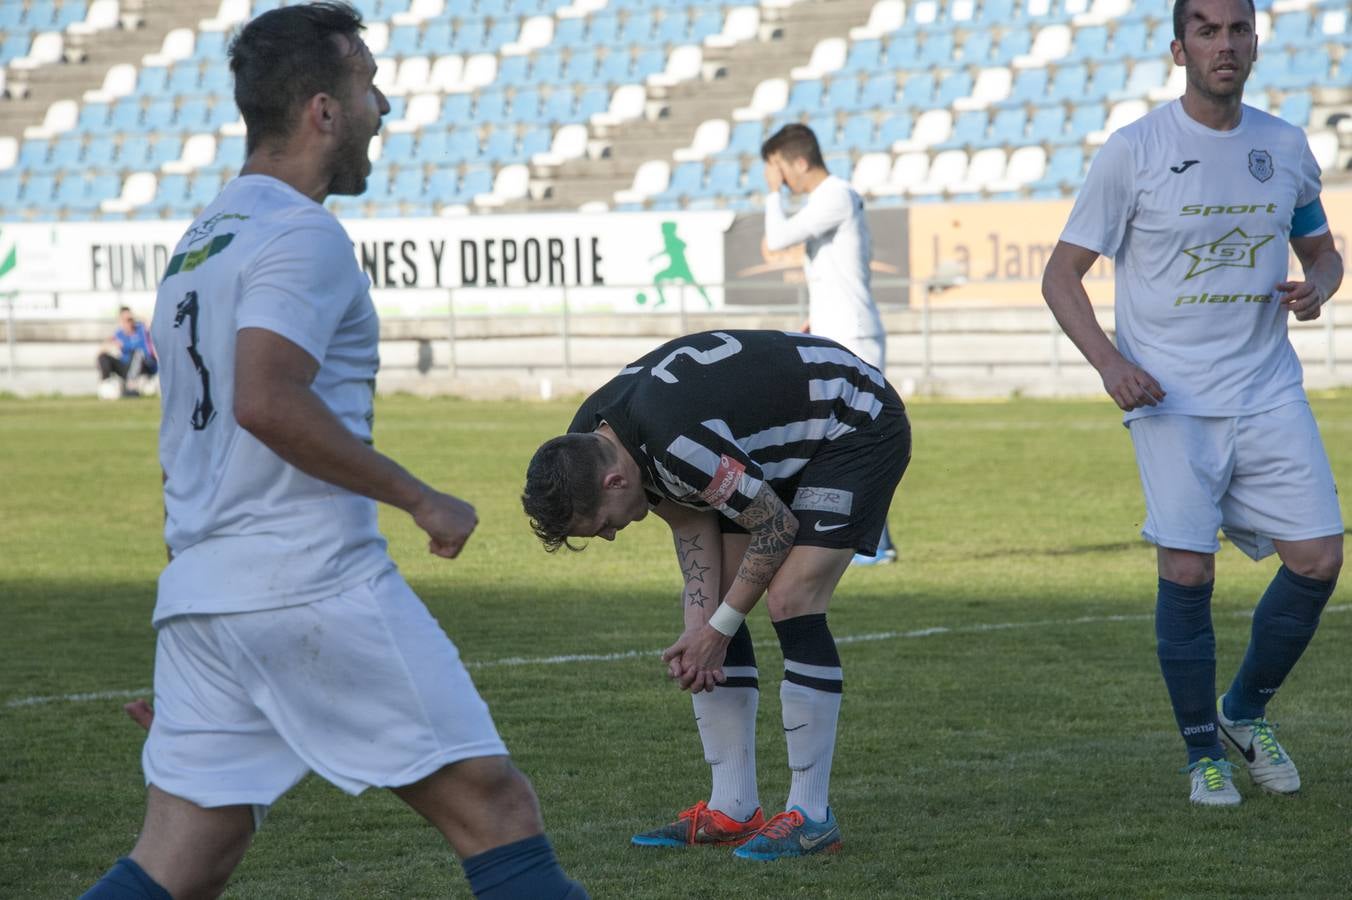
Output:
top-left (143, 566), bottom-right (507, 809)
top-left (1128, 401), bottom-right (1343, 560)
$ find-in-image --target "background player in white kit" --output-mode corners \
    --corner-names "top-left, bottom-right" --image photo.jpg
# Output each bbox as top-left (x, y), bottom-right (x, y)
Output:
top-left (1042, 0), bottom-right (1343, 808)
top-left (80, 5), bottom-right (586, 898)
top-left (761, 124), bottom-right (897, 566)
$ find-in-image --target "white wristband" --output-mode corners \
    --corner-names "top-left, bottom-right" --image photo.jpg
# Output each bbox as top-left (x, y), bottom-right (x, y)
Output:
top-left (708, 603), bottom-right (745, 637)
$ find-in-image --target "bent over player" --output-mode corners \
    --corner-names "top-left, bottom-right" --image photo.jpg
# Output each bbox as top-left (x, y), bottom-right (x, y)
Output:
top-left (81, 5), bottom-right (586, 898)
top-left (522, 330), bottom-right (911, 859)
top-left (1042, 0), bottom-right (1343, 807)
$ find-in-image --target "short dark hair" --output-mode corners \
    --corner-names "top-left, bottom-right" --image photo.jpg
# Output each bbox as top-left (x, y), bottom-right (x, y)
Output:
top-left (229, 1), bottom-right (365, 153)
top-left (760, 123), bottom-right (826, 170)
top-left (522, 433), bottom-right (614, 552)
top-left (1173, 0), bottom-right (1256, 42)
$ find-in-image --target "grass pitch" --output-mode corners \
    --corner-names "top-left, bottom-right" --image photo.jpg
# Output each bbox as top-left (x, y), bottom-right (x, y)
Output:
top-left (2, 393), bottom-right (1350, 898)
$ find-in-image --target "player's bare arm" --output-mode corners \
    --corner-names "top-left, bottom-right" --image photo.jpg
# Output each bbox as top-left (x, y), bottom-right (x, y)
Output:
top-left (235, 327), bottom-right (476, 558)
top-left (655, 502), bottom-right (724, 687)
top-left (1042, 241), bottom-right (1166, 412)
top-left (1281, 231), bottom-right (1343, 322)
top-left (662, 485), bottom-right (799, 694)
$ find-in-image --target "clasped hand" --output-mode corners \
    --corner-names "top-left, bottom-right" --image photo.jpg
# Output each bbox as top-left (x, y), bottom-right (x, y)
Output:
top-left (661, 625), bottom-right (731, 693)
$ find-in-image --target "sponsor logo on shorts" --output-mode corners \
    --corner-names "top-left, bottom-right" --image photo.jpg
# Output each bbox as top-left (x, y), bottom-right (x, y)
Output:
top-left (700, 454), bottom-right (745, 506)
top-left (792, 486), bottom-right (853, 515)
top-left (813, 522), bottom-right (849, 533)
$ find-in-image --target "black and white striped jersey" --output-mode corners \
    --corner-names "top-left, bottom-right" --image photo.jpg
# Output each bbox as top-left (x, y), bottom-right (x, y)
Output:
top-left (568, 330), bottom-right (900, 519)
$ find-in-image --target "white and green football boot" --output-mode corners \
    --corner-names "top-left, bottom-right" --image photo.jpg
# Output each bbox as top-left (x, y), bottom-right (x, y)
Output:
top-left (1216, 697), bottom-right (1300, 794)
top-left (1183, 757), bottom-right (1242, 807)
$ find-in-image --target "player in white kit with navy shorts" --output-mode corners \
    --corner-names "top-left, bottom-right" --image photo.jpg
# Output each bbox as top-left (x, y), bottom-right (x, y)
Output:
top-left (1042, 0), bottom-right (1343, 808)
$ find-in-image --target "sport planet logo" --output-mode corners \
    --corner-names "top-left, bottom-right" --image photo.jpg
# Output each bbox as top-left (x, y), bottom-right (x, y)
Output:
top-left (1180, 227), bottom-right (1274, 279)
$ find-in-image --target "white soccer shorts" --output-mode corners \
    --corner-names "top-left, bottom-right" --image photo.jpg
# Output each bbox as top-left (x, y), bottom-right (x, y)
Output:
top-left (142, 566), bottom-right (508, 809)
top-left (1128, 401), bottom-right (1343, 560)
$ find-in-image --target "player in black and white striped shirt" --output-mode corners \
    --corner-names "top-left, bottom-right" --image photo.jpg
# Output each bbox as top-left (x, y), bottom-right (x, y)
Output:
top-left (523, 330), bottom-right (910, 860)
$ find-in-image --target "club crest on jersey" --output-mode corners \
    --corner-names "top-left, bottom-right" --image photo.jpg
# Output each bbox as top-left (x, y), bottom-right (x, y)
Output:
top-left (1247, 149), bottom-right (1273, 183)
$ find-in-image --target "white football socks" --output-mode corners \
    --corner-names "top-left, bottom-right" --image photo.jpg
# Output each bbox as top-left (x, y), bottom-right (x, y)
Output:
top-left (781, 679), bottom-right (841, 822)
top-left (692, 682), bottom-right (760, 821)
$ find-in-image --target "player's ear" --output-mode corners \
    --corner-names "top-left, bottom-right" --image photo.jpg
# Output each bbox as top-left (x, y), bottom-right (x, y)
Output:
top-left (1169, 38), bottom-right (1185, 66)
top-left (601, 470), bottom-right (626, 490)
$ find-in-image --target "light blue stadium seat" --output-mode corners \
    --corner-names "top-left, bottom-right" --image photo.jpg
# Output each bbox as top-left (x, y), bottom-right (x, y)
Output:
top-left (564, 48), bottom-right (597, 83)
top-left (190, 171), bottom-right (224, 207)
top-left (473, 91), bottom-right (506, 123)
top-left (0, 5), bottom-right (23, 28)
top-left (1273, 48), bottom-right (1330, 88)
top-left (20, 173), bottom-right (56, 207)
top-left (1027, 104), bottom-right (1066, 143)
top-left (961, 30), bottom-right (993, 65)
top-left (786, 78), bottom-right (823, 114)
top-left (499, 55), bottom-right (529, 86)
top-left (178, 97), bottom-right (211, 130)
top-left (941, 110), bottom-right (988, 148)
top-left (109, 98), bottom-right (143, 132)
top-left (707, 159), bottom-right (740, 196)
top-left (827, 76), bottom-right (860, 111)
top-left (921, 33), bottom-right (956, 68)
top-left (1278, 92), bottom-right (1312, 126)
top-left (168, 62), bottom-right (202, 95)
top-left (690, 9), bottom-right (722, 42)
top-left (824, 151), bottom-right (851, 180)
top-left (841, 113), bottom-right (876, 149)
top-left (879, 112), bottom-right (911, 145)
top-left (509, 88), bottom-right (542, 123)
top-left (807, 114), bottom-right (836, 148)
top-left (554, 17), bottom-right (585, 46)
top-left (144, 99), bottom-right (176, 130)
top-left (532, 50), bottom-right (563, 83)
top-left (1066, 25), bottom-right (1109, 61)
top-left (77, 101), bottom-right (110, 132)
top-left (992, 27), bottom-right (1032, 65)
top-left (744, 159), bottom-right (765, 194)
top-left (364, 167), bottom-right (391, 197)
top-left (843, 39), bottom-right (881, 74)
top-left (487, 19), bottom-right (518, 48)
top-left (719, 120), bottom-right (762, 159)
top-left (1086, 61), bottom-right (1127, 100)
top-left (447, 129), bottom-right (480, 162)
top-left (460, 166), bottom-right (494, 200)
top-left (542, 86), bottom-right (575, 121)
top-left (577, 86), bottom-right (609, 118)
top-left (1030, 145), bottom-right (1084, 193)
top-left (620, 9), bottom-right (653, 44)
top-left (598, 47), bottom-right (632, 84)
top-left (119, 136), bottom-right (151, 169)
top-left (858, 72), bottom-right (896, 109)
top-left (149, 135), bottom-right (183, 167)
top-left (383, 131), bottom-right (416, 162)
top-left (659, 161), bottom-right (703, 201)
top-left (886, 34), bottom-right (920, 69)
top-left (632, 46), bottom-right (666, 81)
top-left (1112, 58), bottom-right (1166, 100)
top-left (416, 128), bottom-right (447, 161)
top-left (981, 107), bottom-right (1026, 148)
top-left (1270, 10), bottom-right (1313, 47)
top-left (193, 30), bottom-right (227, 60)
top-left (429, 166), bottom-right (458, 201)
top-left (899, 72), bottom-right (935, 108)
top-left (1060, 103), bottom-right (1105, 144)
top-left (216, 134), bottom-right (246, 169)
top-left (439, 93), bottom-right (472, 125)
top-left (979, 0), bottom-right (1017, 23)
top-left (137, 66), bottom-right (169, 97)
top-left (201, 64), bottom-right (232, 97)
top-left (207, 98), bottom-right (239, 129)
top-left (452, 18), bottom-right (487, 53)
top-left (1, 32), bottom-right (33, 66)
top-left (935, 70), bottom-right (973, 107)
top-left (520, 126), bottom-right (551, 157)
top-left (84, 135), bottom-right (118, 168)
top-left (391, 167), bottom-right (425, 201)
top-left (588, 13), bottom-right (619, 45)
top-left (154, 173), bottom-right (190, 207)
top-left (998, 67), bottom-right (1048, 108)
top-left (482, 127), bottom-right (516, 160)
top-left (421, 20), bottom-right (453, 53)
top-left (388, 24), bottom-right (420, 56)
top-left (1048, 63), bottom-right (1089, 102)
top-left (1106, 20), bottom-right (1148, 60)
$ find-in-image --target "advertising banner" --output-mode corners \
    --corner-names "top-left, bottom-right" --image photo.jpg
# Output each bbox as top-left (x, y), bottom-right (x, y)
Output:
top-left (0, 210), bottom-right (735, 318)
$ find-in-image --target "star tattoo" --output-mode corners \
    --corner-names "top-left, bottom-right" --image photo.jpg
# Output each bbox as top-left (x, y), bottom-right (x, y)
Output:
top-left (682, 559), bottom-right (710, 583)
top-left (686, 588), bottom-right (710, 608)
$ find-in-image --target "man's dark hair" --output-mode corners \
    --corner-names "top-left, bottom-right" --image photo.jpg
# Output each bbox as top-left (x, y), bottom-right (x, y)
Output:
top-left (522, 433), bottom-right (614, 552)
top-left (229, 1), bottom-right (364, 153)
top-left (760, 123), bottom-right (826, 170)
top-left (1173, 0), bottom-right (1256, 42)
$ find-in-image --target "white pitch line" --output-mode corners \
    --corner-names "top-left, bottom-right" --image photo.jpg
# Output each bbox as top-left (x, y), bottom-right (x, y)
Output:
top-left (7, 604), bottom-right (1348, 710)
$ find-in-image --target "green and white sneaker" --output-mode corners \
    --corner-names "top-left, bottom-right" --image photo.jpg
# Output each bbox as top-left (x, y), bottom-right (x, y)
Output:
top-left (1183, 757), bottom-right (1242, 807)
top-left (1217, 697), bottom-right (1300, 794)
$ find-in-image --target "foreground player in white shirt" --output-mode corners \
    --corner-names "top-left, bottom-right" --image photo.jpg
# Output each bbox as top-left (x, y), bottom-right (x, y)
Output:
top-left (1043, 0), bottom-right (1342, 808)
top-left (80, 5), bottom-right (586, 898)
top-left (762, 124), bottom-right (896, 565)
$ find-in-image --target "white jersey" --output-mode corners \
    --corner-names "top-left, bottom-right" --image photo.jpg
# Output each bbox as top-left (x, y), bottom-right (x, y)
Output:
top-left (765, 175), bottom-right (884, 353)
top-left (1061, 99), bottom-right (1327, 422)
top-left (150, 175), bottom-right (391, 625)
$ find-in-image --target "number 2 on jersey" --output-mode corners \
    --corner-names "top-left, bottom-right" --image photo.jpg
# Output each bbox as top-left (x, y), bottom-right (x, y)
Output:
top-left (173, 290), bottom-right (216, 430)
top-left (650, 331), bottom-right (743, 384)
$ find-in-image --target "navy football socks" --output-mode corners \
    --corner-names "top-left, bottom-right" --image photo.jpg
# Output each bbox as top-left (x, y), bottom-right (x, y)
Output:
top-left (1224, 565), bottom-right (1335, 721)
top-left (1155, 578), bottom-right (1224, 763)
top-left (462, 834), bottom-right (587, 900)
top-left (80, 858), bottom-right (172, 900)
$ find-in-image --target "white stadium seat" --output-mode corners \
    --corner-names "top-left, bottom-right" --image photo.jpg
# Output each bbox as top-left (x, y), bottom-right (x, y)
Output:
top-left (0, 136), bottom-right (17, 171)
top-left (163, 134), bottom-right (219, 175)
top-left (911, 0), bottom-right (938, 25)
top-left (11, 32), bottom-right (66, 71)
top-left (24, 99), bottom-right (79, 138)
top-left (873, 151), bottom-right (929, 196)
top-left (143, 28), bottom-right (195, 67)
top-left (1308, 131), bottom-right (1338, 171)
top-left (954, 67), bottom-right (1013, 110)
top-left (706, 7), bottom-right (760, 49)
top-left (1088, 99), bottom-right (1147, 144)
top-left (850, 151), bottom-right (893, 195)
top-left (912, 148), bottom-right (969, 196)
top-left (402, 92), bottom-right (441, 127)
top-left (733, 78), bottom-right (788, 121)
top-left (69, 0), bottom-right (122, 36)
top-left (391, 56), bottom-right (431, 97)
top-left (849, 0), bottom-right (905, 40)
top-left (202, 0), bottom-right (251, 30)
top-left (503, 16), bottom-right (554, 56)
top-left (475, 164), bottom-right (531, 208)
top-left (1017, 24), bottom-right (1071, 66)
top-left (613, 159), bottom-right (670, 205)
top-left (673, 118), bottom-right (730, 162)
top-left (955, 147), bottom-right (1007, 193)
top-left (459, 54), bottom-right (498, 92)
top-left (649, 45), bottom-right (703, 88)
top-left (533, 123), bottom-right (589, 167)
top-left (592, 83), bottom-right (647, 127)
top-left (391, 0), bottom-right (444, 26)
top-left (364, 22), bottom-right (389, 55)
top-left (993, 145), bottom-right (1047, 192)
top-left (102, 171), bottom-right (158, 214)
top-left (428, 55), bottom-right (464, 92)
top-left (894, 109), bottom-right (952, 151)
top-left (790, 37), bottom-right (847, 80)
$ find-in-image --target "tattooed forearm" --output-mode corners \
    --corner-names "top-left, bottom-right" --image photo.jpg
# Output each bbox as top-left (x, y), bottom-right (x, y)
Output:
top-left (681, 558), bottom-right (710, 583)
top-left (733, 486), bottom-right (798, 588)
top-left (686, 587), bottom-right (710, 608)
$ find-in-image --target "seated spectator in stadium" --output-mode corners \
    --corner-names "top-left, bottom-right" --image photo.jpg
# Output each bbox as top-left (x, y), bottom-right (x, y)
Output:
top-left (96, 306), bottom-right (158, 397)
